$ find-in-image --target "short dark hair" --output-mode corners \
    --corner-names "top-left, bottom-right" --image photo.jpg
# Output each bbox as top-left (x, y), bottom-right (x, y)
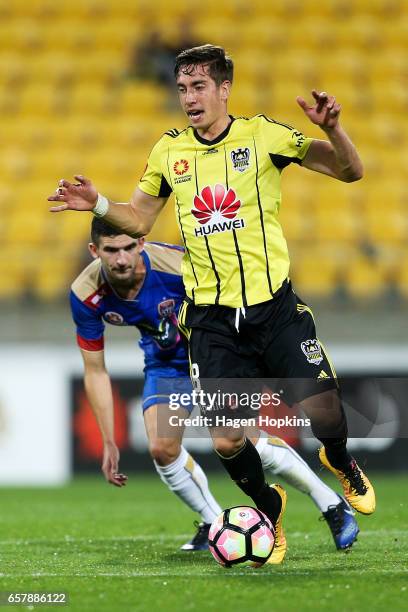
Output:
top-left (91, 217), bottom-right (124, 245)
top-left (174, 44), bottom-right (233, 86)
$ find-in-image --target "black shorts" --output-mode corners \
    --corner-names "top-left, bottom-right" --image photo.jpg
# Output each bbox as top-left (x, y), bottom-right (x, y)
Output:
top-left (178, 280), bottom-right (338, 406)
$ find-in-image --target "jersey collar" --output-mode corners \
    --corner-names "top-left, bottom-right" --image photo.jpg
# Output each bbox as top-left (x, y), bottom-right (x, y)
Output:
top-left (193, 115), bottom-right (235, 146)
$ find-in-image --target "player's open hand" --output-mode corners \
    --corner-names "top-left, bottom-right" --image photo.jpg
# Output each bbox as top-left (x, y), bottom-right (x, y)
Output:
top-left (102, 441), bottom-right (128, 487)
top-left (48, 175), bottom-right (98, 212)
top-left (296, 90), bottom-right (341, 131)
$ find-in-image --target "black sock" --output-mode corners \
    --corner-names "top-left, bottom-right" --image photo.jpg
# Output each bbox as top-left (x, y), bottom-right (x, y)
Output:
top-left (320, 437), bottom-right (353, 471)
top-left (217, 438), bottom-right (282, 524)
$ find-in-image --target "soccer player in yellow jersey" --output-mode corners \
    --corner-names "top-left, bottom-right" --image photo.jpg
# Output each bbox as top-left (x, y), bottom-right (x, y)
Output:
top-left (49, 45), bottom-right (375, 557)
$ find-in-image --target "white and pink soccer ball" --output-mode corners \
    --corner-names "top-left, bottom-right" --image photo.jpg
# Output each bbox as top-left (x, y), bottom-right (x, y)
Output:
top-left (208, 506), bottom-right (275, 568)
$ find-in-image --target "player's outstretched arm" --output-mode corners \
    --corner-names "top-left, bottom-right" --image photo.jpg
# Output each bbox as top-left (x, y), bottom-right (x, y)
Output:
top-left (296, 90), bottom-right (363, 183)
top-left (48, 176), bottom-right (168, 237)
top-left (80, 348), bottom-right (128, 487)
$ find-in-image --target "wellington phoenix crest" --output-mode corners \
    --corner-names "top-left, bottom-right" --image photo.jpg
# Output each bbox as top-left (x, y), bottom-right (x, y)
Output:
top-left (301, 339), bottom-right (323, 365)
top-left (231, 147), bottom-right (250, 172)
top-left (191, 184), bottom-right (245, 237)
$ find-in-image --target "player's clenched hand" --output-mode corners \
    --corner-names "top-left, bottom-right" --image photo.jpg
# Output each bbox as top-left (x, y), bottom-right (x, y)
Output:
top-left (102, 441), bottom-right (128, 487)
top-left (296, 90), bottom-right (341, 131)
top-left (48, 175), bottom-right (98, 212)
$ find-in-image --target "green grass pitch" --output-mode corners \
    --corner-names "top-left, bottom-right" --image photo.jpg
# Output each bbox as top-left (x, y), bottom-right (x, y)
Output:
top-left (0, 472), bottom-right (407, 611)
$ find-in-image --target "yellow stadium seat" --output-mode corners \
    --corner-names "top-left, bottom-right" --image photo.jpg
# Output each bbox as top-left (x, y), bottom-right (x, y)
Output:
top-left (239, 18), bottom-right (288, 51)
top-left (43, 119), bottom-right (105, 150)
top-left (145, 197), bottom-right (181, 246)
top-left (279, 209), bottom-right (310, 242)
top-left (286, 18), bottom-right (337, 52)
top-left (283, 86), bottom-right (325, 117)
top-left (369, 82), bottom-right (408, 116)
top-left (381, 17), bottom-right (408, 47)
top-left (119, 82), bottom-right (164, 116)
top-left (369, 49), bottom-right (408, 82)
top-left (0, 149), bottom-right (32, 181)
top-left (0, 257), bottom-right (27, 299)
top-left (344, 256), bottom-right (386, 299)
top-left (37, 180), bottom-right (57, 204)
top-left (7, 178), bottom-right (48, 206)
top-left (351, 114), bottom-right (402, 149)
top-left (92, 19), bottom-right (142, 52)
top-left (329, 17), bottom-right (384, 51)
top-left (248, 0), bottom-right (309, 18)
top-left (316, 53), bottom-right (367, 91)
top-left (233, 52), bottom-right (271, 86)
top-left (74, 52), bottom-right (124, 83)
top-left (199, 0), bottom-right (236, 17)
top-left (363, 182), bottom-right (407, 213)
top-left (6, 0), bottom-right (48, 17)
top-left (28, 53), bottom-right (77, 85)
top-left (363, 209), bottom-right (407, 244)
top-left (109, 118), bottom-right (156, 149)
top-left (229, 86), bottom-right (263, 118)
top-left (0, 53), bottom-right (27, 85)
top-left (68, 84), bottom-right (120, 116)
top-left (102, 0), bottom-right (144, 18)
top-left (363, 145), bottom-right (406, 178)
top-left (314, 180), bottom-right (352, 209)
top-left (314, 207), bottom-right (359, 243)
top-left (268, 52), bottom-right (318, 86)
top-left (0, 0), bottom-right (406, 306)
top-left (0, 184), bottom-right (15, 210)
top-left (354, 0), bottom-right (405, 19)
top-left (81, 150), bottom-right (142, 186)
top-left (34, 257), bottom-right (77, 300)
top-left (19, 84), bottom-right (69, 117)
top-left (44, 0), bottom-right (112, 20)
top-left (395, 254), bottom-right (408, 299)
top-left (2, 120), bottom-right (55, 149)
top-left (280, 176), bottom-right (315, 213)
top-left (32, 0), bottom-right (65, 18)
top-left (33, 150), bottom-right (81, 180)
top-left (5, 210), bottom-right (47, 245)
top-left (0, 88), bottom-right (21, 116)
top-left (53, 212), bottom-right (93, 244)
top-left (38, 21), bottom-right (96, 55)
top-left (374, 243), bottom-right (405, 279)
top-left (291, 253), bottom-right (339, 298)
top-left (0, 20), bottom-right (36, 51)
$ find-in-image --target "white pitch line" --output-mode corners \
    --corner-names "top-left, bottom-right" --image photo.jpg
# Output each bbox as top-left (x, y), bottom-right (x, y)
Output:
top-left (0, 530), bottom-right (407, 547)
top-left (0, 569), bottom-right (407, 579)
top-left (0, 572), bottom-right (294, 578)
top-left (0, 535), bottom-right (189, 546)
top-left (291, 529), bottom-right (408, 538)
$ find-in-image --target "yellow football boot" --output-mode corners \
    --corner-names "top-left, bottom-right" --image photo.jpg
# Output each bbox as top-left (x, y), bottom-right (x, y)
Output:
top-left (319, 447), bottom-right (376, 515)
top-left (267, 484), bottom-right (287, 564)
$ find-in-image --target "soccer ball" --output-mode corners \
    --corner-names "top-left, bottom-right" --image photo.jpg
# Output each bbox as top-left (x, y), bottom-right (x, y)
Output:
top-left (208, 506), bottom-right (275, 568)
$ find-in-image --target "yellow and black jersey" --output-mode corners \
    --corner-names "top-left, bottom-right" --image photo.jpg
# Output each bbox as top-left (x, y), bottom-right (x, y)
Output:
top-left (139, 115), bottom-right (312, 308)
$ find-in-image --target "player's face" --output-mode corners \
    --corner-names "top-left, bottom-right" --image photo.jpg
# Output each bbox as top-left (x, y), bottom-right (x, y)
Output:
top-left (89, 235), bottom-right (144, 286)
top-left (176, 64), bottom-right (230, 132)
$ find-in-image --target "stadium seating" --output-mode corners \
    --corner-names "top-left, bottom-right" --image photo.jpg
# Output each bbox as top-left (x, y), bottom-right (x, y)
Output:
top-left (0, 1), bottom-right (406, 300)
top-left (395, 252), bottom-right (408, 299)
top-left (344, 256), bottom-right (388, 300)
top-left (291, 253), bottom-right (340, 298)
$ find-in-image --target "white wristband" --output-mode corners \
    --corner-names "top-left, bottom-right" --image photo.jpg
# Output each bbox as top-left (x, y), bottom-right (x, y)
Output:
top-left (92, 193), bottom-right (109, 218)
